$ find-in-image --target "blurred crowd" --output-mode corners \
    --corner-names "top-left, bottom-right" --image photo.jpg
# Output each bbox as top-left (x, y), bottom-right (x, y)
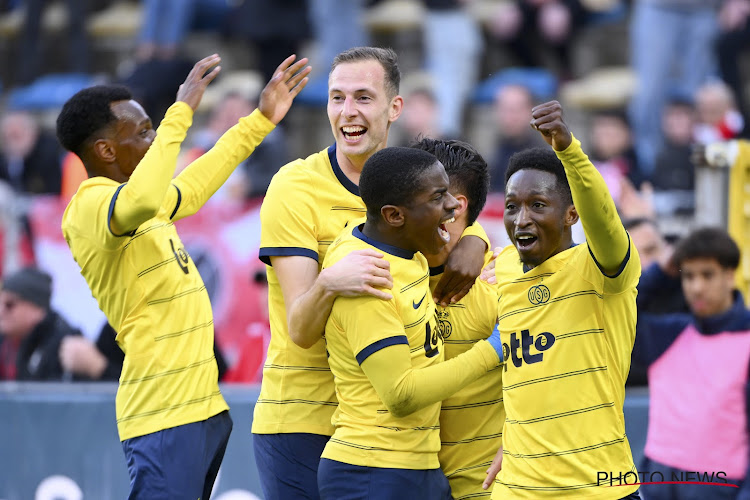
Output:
top-left (0, 0), bottom-right (748, 386)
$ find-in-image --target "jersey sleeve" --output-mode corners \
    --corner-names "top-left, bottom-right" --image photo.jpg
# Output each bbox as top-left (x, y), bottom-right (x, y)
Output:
top-left (333, 294), bottom-right (407, 358)
top-left (170, 109), bottom-right (275, 221)
top-left (461, 220), bottom-right (491, 251)
top-left (461, 278), bottom-right (500, 337)
top-left (63, 183), bottom-right (129, 251)
top-left (259, 165), bottom-right (320, 264)
top-left (556, 136), bottom-right (639, 291)
top-left (332, 295), bottom-right (500, 417)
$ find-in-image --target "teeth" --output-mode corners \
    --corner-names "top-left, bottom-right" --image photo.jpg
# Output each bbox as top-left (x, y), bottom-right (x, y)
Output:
top-left (442, 217), bottom-right (455, 224)
top-left (517, 235), bottom-right (534, 240)
top-left (342, 126), bottom-right (365, 133)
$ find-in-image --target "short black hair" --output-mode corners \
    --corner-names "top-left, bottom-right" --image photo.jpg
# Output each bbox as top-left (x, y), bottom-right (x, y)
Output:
top-left (672, 226), bottom-right (740, 270)
top-left (505, 147), bottom-right (572, 205)
top-left (56, 85), bottom-right (133, 157)
top-left (331, 47), bottom-right (401, 98)
top-left (409, 137), bottom-right (489, 224)
top-left (360, 147), bottom-right (439, 221)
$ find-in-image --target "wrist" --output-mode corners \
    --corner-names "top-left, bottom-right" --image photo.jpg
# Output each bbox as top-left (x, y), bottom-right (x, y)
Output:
top-left (317, 268), bottom-right (342, 300)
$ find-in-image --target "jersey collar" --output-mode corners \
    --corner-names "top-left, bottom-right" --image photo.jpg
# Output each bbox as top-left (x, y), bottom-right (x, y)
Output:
top-left (328, 144), bottom-right (360, 196)
top-left (353, 224), bottom-right (415, 260)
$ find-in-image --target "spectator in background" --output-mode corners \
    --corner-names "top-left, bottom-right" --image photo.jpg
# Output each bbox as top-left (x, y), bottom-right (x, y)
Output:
top-left (629, 0), bottom-right (720, 177)
top-left (308, 0), bottom-right (369, 72)
top-left (182, 92), bottom-right (288, 200)
top-left (16, 0), bottom-right (91, 86)
top-left (58, 323), bottom-right (123, 381)
top-left (651, 96), bottom-right (697, 215)
top-left (633, 227), bottom-right (750, 499)
top-left (716, 0), bottom-right (750, 132)
top-left (488, 0), bottom-right (590, 79)
top-left (694, 80), bottom-right (745, 144)
top-left (489, 83), bottom-right (545, 192)
top-left (394, 86), bottom-right (442, 147)
top-left (588, 108), bottom-right (644, 189)
top-left (226, 0), bottom-right (311, 84)
top-left (423, 0), bottom-right (482, 138)
top-left (0, 267), bottom-right (82, 381)
top-left (0, 110), bottom-right (62, 195)
top-left (624, 217), bottom-right (688, 386)
top-left (135, 0), bottom-right (197, 63)
top-left (653, 96), bottom-right (696, 192)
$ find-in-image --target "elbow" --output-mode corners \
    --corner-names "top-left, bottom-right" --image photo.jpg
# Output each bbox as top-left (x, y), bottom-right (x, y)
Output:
top-left (288, 327), bottom-right (318, 349)
top-left (384, 394), bottom-right (416, 418)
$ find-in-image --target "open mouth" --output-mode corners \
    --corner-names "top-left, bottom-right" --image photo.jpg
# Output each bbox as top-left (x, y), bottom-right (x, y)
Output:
top-left (438, 216), bottom-right (455, 243)
top-left (515, 234), bottom-right (537, 250)
top-left (342, 125), bottom-right (366, 142)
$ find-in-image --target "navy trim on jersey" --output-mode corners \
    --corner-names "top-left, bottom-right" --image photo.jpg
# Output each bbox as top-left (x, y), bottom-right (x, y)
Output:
top-left (259, 247), bottom-right (319, 266)
top-left (170, 184), bottom-right (182, 220)
top-left (356, 335), bottom-right (409, 364)
top-left (590, 232), bottom-right (631, 279)
top-left (429, 265), bottom-right (445, 276)
top-left (108, 184), bottom-right (136, 237)
top-left (353, 225), bottom-right (415, 260)
top-left (329, 144), bottom-right (360, 196)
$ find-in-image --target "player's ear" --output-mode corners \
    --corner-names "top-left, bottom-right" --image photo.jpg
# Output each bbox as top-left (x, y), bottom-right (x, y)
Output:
top-left (389, 95), bottom-right (403, 123)
top-left (454, 194), bottom-right (469, 218)
top-left (381, 204), bottom-right (405, 228)
top-left (93, 138), bottom-right (117, 163)
top-left (565, 204), bottom-right (579, 227)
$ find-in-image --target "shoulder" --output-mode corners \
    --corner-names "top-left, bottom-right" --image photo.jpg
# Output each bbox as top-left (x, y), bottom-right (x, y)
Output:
top-left (269, 148), bottom-right (332, 186)
top-left (62, 178), bottom-right (118, 229)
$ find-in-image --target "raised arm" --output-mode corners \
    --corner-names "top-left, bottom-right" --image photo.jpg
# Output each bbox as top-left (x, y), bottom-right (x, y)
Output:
top-left (109, 55), bottom-right (221, 235)
top-left (170, 55), bottom-right (311, 220)
top-left (531, 101), bottom-right (630, 276)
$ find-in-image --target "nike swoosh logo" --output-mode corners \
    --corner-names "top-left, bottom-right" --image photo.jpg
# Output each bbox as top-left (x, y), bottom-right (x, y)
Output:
top-left (413, 294), bottom-right (426, 309)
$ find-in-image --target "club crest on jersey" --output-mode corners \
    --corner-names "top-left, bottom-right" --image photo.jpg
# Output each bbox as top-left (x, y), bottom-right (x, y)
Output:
top-left (528, 284), bottom-right (550, 305)
top-left (436, 309), bottom-right (452, 340)
top-left (170, 239), bottom-right (190, 274)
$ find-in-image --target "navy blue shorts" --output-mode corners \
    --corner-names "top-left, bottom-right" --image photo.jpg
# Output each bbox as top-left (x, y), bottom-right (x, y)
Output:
top-left (121, 410), bottom-right (232, 500)
top-left (318, 458), bottom-right (452, 500)
top-left (253, 432), bottom-right (330, 500)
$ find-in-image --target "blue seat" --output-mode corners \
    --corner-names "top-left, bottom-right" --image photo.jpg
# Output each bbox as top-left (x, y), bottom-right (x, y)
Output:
top-left (473, 67), bottom-right (558, 104)
top-left (7, 73), bottom-right (97, 111)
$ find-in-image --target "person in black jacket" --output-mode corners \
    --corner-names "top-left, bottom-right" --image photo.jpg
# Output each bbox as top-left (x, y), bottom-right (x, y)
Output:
top-left (0, 267), bottom-right (82, 380)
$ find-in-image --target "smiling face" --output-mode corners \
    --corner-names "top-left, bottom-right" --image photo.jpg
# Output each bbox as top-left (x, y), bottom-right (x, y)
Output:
top-left (327, 60), bottom-right (402, 168)
top-left (401, 162), bottom-right (459, 256)
top-left (504, 169), bottom-right (577, 268)
top-left (108, 100), bottom-right (155, 182)
top-left (680, 257), bottom-right (735, 318)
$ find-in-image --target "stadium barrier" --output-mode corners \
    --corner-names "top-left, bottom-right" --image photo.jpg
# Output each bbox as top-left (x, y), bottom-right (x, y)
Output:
top-left (1, 382), bottom-right (650, 500)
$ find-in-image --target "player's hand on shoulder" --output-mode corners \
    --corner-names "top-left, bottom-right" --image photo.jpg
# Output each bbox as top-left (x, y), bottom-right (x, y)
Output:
top-left (480, 247), bottom-right (503, 285)
top-left (176, 54), bottom-right (222, 111)
top-left (530, 100), bottom-right (572, 152)
top-left (321, 249), bottom-right (393, 300)
top-left (258, 54), bottom-right (312, 125)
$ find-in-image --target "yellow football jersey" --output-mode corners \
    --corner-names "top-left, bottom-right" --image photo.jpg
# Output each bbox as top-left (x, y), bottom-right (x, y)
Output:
top-left (321, 225), bottom-right (446, 470)
top-left (429, 263), bottom-right (503, 499)
top-left (254, 145), bottom-right (366, 436)
top-left (492, 241), bottom-right (639, 499)
top-left (63, 177), bottom-right (228, 441)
